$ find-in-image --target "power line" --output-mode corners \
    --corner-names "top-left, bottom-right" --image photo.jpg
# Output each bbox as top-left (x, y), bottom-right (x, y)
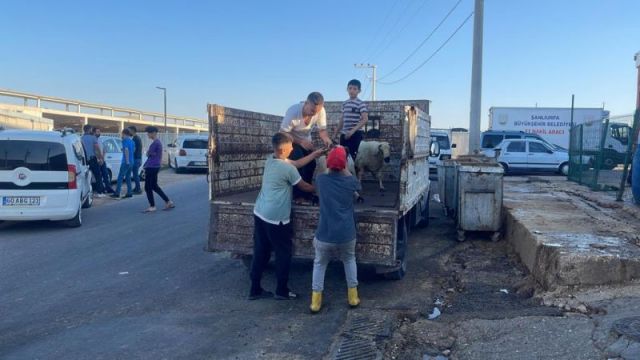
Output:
top-left (365, 0), bottom-right (423, 62)
top-left (359, 0), bottom-right (401, 63)
top-left (379, 11), bottom-right (474, 85)
top-left (378, 0), bottom-right (464, 81)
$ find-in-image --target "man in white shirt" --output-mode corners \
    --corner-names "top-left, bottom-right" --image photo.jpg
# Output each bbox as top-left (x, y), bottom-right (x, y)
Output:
top-left (280, 92), bottom-right (332, 202)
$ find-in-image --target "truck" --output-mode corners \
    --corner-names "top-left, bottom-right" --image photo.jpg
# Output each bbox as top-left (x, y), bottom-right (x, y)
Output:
top-left (489, 107), bottom-right (631, 169)
top-left (206, 100), bottom-right (437, 279)
top-left (428, 129), bottom-right (452, 172)
top-left (488, 107), bottom-right (611, 149)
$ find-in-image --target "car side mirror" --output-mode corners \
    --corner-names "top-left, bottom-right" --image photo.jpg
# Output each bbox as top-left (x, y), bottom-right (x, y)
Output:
top-left (430, 142), bottom-right (440, 157)
top-left (451, 143), bottom-right (457, 148)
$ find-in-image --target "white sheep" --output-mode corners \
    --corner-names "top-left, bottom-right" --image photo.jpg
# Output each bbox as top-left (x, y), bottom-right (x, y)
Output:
top-left (354, 141), bottom-right (391, 193)
top-left (314, 151), bottom-right (363, 203)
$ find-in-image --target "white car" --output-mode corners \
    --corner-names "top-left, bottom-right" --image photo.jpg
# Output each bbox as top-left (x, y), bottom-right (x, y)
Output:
top-left (168, 135), bottom-right (208, 173)
top-left (0, 129), bottom-right (93, 227)
top-left (492, 139), bottom-right (569, 175)
top-left (100, 137), bottom-right (146, 182)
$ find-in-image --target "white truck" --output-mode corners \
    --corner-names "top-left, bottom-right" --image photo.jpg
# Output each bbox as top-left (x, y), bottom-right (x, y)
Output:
top-left (428, 129), bottom-right (452, 172)
top-left (489, 107), bottom-right (630, 169)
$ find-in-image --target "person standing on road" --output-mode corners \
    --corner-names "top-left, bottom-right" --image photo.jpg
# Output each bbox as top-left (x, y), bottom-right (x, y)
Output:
top-left (249, 132), bottom-right (322, 301)
top-left (128, 126), bottom-right (143, 195)
top-left (309, 146), bottom-right (361, 313)
top-left (142, 126), bottom-right (175, 212)
top-left (81, 124), bottom-right (105, 197)
top-left (92, 127), bottom-right (115, 194)
top-left (280, 92), bottom-right (332, 203)
top-left (111, 128), bottom-right (134, 199)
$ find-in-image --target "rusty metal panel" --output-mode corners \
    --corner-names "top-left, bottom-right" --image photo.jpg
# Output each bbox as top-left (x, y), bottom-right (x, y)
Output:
top-left (209, 203), bottom-right (398, 266)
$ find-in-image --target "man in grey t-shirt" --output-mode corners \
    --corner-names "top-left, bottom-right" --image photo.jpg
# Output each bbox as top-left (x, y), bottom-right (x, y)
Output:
top-left (81, 124), bottom-right (105, 196)
top-left (280, 92), bottom-right (332, 202)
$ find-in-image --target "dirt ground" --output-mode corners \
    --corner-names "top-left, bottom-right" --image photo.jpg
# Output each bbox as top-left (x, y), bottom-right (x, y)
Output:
top-left (332, 185), bottom-right (640, 360)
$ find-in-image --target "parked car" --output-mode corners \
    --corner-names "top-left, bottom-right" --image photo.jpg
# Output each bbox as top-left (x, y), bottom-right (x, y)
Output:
top-left (429, 130), bottom-right (452, 172)
top-left (492, 139), bottom-right (569, 175)
top-left (168, 135), bottom-right (208, 173)
top-left (100, 136), bottom-right (146, 182)
top-left (481, 130), bottom-right (563, 153)
top-left (0, 129), bottom-right (93, 227)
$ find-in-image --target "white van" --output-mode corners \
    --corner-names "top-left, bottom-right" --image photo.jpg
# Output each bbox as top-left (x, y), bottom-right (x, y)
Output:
top-left (0, 130), bottom-right (93, 227)
top-left (429, 130), bottom-right (452, 172)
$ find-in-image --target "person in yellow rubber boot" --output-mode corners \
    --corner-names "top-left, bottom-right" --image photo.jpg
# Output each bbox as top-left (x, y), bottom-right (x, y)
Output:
top-left (310, 146), bottom-right (362, 313)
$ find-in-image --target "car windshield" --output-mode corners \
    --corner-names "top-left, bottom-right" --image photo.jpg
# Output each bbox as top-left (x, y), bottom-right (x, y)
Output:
top-left (431, 135), bottom-right (450, 150)
top-left (183, 139), bottom-right (208, 149)
top-left (0, 140), bottom-right (67, 171)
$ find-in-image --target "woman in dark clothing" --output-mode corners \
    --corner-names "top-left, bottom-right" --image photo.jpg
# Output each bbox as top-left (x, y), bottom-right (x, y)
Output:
top-left (143, 126), bottom-right (175, 212)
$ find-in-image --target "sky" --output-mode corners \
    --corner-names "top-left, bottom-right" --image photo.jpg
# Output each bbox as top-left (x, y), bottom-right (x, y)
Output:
top-left (1, 0), bottom-right (639, 130)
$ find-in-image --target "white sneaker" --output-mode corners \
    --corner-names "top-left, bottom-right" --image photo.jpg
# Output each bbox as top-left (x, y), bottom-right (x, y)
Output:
top-left (96, 193), bottom-right (106, 198)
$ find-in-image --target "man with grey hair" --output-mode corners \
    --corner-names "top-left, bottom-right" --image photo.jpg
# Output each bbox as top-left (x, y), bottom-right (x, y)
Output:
top-left (280, 92), bottom-right (332, 202)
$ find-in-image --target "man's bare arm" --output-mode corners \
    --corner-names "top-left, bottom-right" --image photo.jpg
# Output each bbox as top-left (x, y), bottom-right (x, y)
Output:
top-left (296, 179), bottom-right (315, 193)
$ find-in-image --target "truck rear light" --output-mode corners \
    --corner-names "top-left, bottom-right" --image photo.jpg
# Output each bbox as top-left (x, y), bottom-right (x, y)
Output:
top-left (67, 164), bottom-right (77, 189)
top-left (179, 149), bottom-right (187, 156)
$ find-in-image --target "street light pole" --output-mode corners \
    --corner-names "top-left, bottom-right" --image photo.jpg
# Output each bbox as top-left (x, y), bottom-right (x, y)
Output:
top-left (156, 86), bottom-right (167, 166)
top-left (354, 63), bottom-right (377, 101)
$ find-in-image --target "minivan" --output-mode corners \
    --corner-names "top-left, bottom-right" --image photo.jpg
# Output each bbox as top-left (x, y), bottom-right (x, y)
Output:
top-left (0, 130), bottom-right (93, 227)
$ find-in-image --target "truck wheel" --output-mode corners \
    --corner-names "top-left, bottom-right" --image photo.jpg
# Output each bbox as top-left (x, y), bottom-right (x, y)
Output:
top-left (384, 218), bottom-right (407, 280)
top-left (601, 157), bottom-right (616, 170)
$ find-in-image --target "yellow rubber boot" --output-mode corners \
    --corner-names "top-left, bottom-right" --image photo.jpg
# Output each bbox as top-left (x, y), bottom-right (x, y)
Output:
top-left (348, 287), bottom-right (360, 308)
top-left (310, 291), bottom-right (322, 313)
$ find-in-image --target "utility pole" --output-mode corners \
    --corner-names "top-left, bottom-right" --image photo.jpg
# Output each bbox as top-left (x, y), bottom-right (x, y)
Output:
top-left (468, 0), bottom-right (484, 154)
top-left (155, 86), bottom-right (167, 135)
top-left (354, 63), bottom-right (377, 101)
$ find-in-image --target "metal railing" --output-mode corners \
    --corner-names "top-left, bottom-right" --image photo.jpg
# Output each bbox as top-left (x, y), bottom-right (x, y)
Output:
top-left (0, 88), bottom-right (207, 129)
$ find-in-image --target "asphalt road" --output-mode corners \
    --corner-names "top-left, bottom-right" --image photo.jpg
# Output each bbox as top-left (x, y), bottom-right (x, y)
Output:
top-left (0, 173), bottom-right (359, 359)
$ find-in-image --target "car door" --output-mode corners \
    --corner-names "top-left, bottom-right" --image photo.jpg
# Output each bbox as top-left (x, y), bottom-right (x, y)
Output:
top-left (72, 140), bottom-right (91, 198)
top-left (103, 138), bottom-right (121, 181)
top-left (500, 140), bottom-right (527, 171)
top-left (527, 141), bottom-right (557, 171)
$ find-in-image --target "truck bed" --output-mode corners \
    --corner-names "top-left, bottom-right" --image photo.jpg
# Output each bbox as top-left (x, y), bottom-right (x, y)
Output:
top-left (213, 181), bottom-right (399, 211)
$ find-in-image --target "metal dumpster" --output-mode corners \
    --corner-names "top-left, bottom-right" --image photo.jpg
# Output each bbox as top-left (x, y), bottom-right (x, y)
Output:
top-left (455, 156), bottom-right (504, 241)
top-left (437, 159), bottom-right (458, 217)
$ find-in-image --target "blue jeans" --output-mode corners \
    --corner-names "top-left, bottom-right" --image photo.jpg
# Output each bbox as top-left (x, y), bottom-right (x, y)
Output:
top-left (115, 162), bottom-right (133, 196)
top-left (632, 147), bottom-right (640, 204)
top-left (131, 158), bottom-right (142, 192)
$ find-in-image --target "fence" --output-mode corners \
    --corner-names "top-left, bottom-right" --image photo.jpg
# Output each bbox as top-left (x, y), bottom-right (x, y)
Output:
top-left (568, 112), bottom-right (638, 200)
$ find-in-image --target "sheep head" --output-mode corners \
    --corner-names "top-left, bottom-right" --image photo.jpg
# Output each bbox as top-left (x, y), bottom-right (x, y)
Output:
top-left (378, 142), bottom-right (391, 163)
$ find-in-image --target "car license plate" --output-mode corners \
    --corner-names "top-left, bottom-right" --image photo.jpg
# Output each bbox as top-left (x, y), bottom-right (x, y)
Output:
top-left (2, 196), bottom-right (41, 206)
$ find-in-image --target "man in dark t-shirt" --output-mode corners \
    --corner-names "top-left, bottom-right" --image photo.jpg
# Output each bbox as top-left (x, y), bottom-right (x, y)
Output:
top-left (128, 126), bottom-right (143, 194)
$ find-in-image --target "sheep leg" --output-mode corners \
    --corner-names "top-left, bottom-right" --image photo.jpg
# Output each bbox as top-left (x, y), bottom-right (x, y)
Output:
top-left (375, 171), bottom-right (385, 194)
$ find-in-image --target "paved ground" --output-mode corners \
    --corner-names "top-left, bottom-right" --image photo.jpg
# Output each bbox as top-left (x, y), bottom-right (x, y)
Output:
top-left (2, 171), bottom-right (640, 359)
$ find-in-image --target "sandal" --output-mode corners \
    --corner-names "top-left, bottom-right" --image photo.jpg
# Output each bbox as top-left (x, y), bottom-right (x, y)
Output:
top-left (162, 201), bottom-right (176, 211)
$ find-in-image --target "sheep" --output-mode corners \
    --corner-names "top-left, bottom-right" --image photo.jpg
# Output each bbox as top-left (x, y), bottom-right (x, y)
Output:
top-left (354, 141), bottom-right (391, 193)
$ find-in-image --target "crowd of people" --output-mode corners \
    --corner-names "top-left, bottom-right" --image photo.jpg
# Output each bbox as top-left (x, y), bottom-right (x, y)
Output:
top-left (80, 124), bottom-right (175, 213)
top-left (249, 80), bottom-right (369, 314)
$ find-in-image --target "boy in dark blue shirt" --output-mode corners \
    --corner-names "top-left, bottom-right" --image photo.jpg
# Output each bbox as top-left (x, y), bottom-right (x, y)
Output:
top-left (310, 146), bottom-right (362, 313)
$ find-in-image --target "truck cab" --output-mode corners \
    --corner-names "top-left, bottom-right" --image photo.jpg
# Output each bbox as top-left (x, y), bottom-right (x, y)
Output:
top-left (429, 130), bottom-right (452, 172)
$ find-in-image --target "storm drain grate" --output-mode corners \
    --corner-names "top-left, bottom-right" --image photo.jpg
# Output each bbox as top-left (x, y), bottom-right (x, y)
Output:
top-left (333, 335), bottom-right (379, 360)
top-left (347, 314), bottom-right (391, 338)
top-left (612, 316), bottom-right (640, 342)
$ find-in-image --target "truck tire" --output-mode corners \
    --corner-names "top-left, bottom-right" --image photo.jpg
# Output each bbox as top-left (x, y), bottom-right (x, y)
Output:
top-left (384, 218), bottom-right (407, 280)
